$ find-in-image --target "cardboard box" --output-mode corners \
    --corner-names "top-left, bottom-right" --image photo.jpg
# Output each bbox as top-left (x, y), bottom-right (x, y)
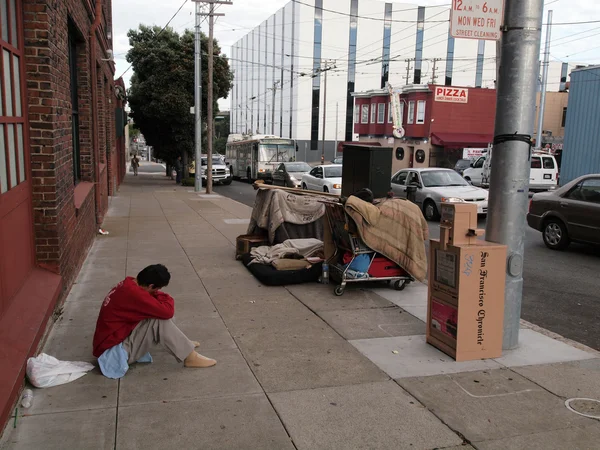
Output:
top-left (427, 239), bottom-right (507, 361)
top-left (235, 234), bottom-right (268, 260)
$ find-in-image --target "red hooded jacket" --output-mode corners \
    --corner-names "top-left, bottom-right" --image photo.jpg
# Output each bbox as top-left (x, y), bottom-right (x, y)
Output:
top-left (93, 277), bottom-right (175, 357)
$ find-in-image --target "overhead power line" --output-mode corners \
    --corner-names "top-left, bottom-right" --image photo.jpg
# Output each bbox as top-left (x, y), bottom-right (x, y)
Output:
top-left (290, 0), bottom-right (449, 23)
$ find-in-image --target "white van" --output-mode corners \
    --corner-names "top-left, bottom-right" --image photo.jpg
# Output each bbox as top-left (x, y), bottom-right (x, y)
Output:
top-left (478, 149), bottom-right (557, 191)
top-left (463, 155), bottom-right (487, 187)
top-left (529, 153), bottom-right (558, 191)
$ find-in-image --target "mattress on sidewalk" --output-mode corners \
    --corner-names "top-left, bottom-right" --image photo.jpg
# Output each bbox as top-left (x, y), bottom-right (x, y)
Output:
top-left (241, 253), bottom-right (322, 286)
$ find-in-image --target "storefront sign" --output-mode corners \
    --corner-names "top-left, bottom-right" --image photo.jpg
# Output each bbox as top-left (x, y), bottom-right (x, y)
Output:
top-left (387, 83), bottom-right (405, 138)
top-left (463, 148), bottom-right (486, 159)
top-left (450, 0), bottom-right (504, 41)
top-left (434, 87), bottom-right (469, 104)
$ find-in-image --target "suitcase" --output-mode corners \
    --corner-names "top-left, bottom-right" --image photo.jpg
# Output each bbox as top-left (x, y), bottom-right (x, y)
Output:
top-left (368, 255), bottom-right (408, 277)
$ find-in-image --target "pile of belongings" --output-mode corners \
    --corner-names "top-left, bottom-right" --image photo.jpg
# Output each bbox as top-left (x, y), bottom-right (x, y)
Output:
top-left (242, 238), bottom-right (325, 286)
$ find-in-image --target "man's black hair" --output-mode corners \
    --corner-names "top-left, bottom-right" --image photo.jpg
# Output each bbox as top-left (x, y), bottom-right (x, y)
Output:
top-left (137, 264), bottom-right (171, 288)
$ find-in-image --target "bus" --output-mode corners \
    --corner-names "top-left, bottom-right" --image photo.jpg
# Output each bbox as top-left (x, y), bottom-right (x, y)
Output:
top-left (226, 135), bottom-right (297, 182)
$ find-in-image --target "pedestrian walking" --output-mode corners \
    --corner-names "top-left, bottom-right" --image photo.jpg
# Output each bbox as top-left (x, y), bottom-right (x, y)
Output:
top-left (175, 156), bottom-right (183, 184)
top-left (93, 264), bottom-right (217, 379)
top-left (131, 155), bottom-right (140, 176)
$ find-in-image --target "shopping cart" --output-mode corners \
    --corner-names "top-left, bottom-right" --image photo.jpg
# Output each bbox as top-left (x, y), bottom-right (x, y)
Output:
top-left (323, 201), bottom-right (414, 296)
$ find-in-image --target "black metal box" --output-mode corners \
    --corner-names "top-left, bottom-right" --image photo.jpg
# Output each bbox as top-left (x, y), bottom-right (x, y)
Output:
top-left (341, 145), bottom-right (393, 198)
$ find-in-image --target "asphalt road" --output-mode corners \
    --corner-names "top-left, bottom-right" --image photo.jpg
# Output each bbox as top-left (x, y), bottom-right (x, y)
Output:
top-left (215, 180), bottom-right (600, 350)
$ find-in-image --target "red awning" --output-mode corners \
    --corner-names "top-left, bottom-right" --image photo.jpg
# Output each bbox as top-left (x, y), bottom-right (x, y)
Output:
top-left (431, 132), bottom-right (493, 148)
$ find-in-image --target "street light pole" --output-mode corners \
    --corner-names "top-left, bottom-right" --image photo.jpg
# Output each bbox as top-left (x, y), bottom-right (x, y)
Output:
top-left (193, 0), bottom-right (203, 192)
top-left (321, 66), bottom-right (328, 164)
top-left (270, 80), bottom-right (279, 135)
top-left (334, 101), bottom-right (339, 158)
top-left (536, 9), bottom-right (553, 148)
top-left (485, 0), bottom-right (544, 350)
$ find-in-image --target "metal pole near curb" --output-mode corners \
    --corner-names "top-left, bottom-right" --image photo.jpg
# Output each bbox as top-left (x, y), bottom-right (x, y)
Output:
top-left (193, 0), bottom-right (203, 192)
top-left (485, 0), bottom-right (544, 350)
top-left (536, 9), bottom-right (553, 148)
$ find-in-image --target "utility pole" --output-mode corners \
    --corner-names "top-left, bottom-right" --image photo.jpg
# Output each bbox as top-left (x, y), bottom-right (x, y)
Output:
top-left (193, 0), bottom-right (203, 192)
top-left (268, 80), bottom-right (280, 135)
top-left (405, 59), bottom-right (413, 85)
top-left (431, 58), bottom-right (442, 84)
top-left (200, 0), bottom-right (231, 194)
top-left (334, 102), bottom-right (339, 159)
top-left (485, 0), bottom-right (544, 350)
top-left (320, 59), bottom-right (335, 164)
top-left (536, 10), bottom-right (553, 148)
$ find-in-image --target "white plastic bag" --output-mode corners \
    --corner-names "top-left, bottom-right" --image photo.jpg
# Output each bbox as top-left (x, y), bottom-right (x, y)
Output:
top-left (26, 353), bottom-right (95, 388)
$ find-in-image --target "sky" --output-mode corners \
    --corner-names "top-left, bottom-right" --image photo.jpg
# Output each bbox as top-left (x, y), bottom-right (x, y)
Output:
top-left (112, 0), bottom-right (600, 110)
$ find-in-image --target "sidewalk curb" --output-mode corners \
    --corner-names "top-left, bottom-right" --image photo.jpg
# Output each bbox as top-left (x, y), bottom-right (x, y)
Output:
top-left (519, 319), bottom-right (600, 357)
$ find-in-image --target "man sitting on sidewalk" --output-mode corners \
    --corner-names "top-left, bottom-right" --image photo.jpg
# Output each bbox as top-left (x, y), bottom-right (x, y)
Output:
top-left (93, 264), bottom-right (216, 378)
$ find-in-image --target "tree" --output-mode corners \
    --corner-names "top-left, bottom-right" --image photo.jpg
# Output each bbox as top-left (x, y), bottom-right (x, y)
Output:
top-left (126, 25), bottom-right (233, 175)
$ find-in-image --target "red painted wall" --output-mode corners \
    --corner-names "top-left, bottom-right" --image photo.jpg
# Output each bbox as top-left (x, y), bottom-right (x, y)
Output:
top-left (402, 91), bottom-right (432, 139)
top-left (429, 85), bottom-right (497, 136)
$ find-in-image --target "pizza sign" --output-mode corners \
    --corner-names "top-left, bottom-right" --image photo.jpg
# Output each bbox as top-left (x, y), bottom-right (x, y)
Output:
top-left (435, 87), bottom-right (469, 104)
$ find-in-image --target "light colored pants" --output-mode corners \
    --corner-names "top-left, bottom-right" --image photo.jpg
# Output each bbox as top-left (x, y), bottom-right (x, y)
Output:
top-left (122, 319), bottom-right (194, 364)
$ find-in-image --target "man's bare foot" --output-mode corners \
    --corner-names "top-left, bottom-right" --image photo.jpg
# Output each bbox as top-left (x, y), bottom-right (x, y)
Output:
top-left (191, 341), bottom-right (200, 348)
top-left (184, 351), bottom-right (216, 368)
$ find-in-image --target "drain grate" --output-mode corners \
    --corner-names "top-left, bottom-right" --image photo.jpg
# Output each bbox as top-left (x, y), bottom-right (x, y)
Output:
top-left (565, 398), bottom-right (600, 420)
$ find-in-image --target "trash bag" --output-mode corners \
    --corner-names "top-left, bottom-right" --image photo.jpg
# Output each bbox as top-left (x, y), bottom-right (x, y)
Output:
top-left (26, 353), bottom-right (95, 388)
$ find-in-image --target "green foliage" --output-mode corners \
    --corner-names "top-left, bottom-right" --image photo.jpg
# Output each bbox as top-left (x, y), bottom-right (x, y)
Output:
top-left (126, 25), bottom-right (233, 166)
top-left (181, 177), bottom-right (196, 187)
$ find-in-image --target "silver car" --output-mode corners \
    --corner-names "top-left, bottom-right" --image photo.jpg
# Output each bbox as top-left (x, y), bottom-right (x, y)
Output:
top-left (391, 168), bottom-right (489, 221)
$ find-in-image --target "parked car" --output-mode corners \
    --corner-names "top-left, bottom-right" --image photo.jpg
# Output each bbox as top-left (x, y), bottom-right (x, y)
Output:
top-left (391, 168), bottom-right (488, 221)
top-left (301, 164), bottom-right (343, 195)
top-left (189, 155), bottom-right (232, 185)
top-left (272, 161), bottom-right (312, 188)
top-left (462, 155), bottom-right (487, 186)
top-left (332, 156), bottom-right (343, 165)
top-left (527, 174), bottom-right (600, 250)
top-left (454, 159), bottom-right (472, 176)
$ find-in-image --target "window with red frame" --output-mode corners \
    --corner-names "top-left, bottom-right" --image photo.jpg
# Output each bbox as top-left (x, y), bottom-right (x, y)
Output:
top-left (0, 0), bottom-right (26, 194)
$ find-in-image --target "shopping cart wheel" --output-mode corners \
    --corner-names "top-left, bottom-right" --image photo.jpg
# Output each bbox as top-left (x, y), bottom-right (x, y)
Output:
top-left (394, 280), bottom-right (407, 291)
top-left (334, 285), bottom-right (345, 296)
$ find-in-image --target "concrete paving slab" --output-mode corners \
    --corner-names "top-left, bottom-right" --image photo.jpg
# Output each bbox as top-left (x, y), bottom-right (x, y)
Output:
top-left (370, 282), bottom-right (428, 307)
top-left (170, 313), bottom-right (237, 352)
top-left (0, 408), bottom-right (115, 450)
top-left (493, 329), bottom-right (597, 367)
top-left (474, 424), bottom-right (600, 450)
top-left (74, 263), bottom-right (125, 285)
top-left (512, 358), bottom-right (600, 399)
top-left (223, 218), bottom-right (250, 225)
top-left (64, 281), bottom-right (112, 303)
top-left (116, 393), bottom-right (294, 450)
top-left (286, 284), bottom-right (395, 312)
top-left (187, 249), bottom-right (239, 269)
top-left (397, 368), bottom-right (595, 442)
top-left (119, 348), bottom-right (261, 406)
top-left (236, 336), bottom-right (388, 393)
top-left (42, 324), bottom-right (95, 361)
top-left (402, 305), bottom-right (428, 322)
top-left (54, 299), bottom-right (102, 328)
top-left (350, 335), bottom-right (502, 378)
top-left (171, 297), bottom-right (219, 317)
top-left (318, 306), bottom-right (426, 340)
top-left (269, 381), bottom-right (462, 450)
top-left (24, 369), bottom-right (116, 415)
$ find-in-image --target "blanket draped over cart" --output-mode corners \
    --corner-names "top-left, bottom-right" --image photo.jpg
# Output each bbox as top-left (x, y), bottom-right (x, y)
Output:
top-left (247, 189), bottom-right (326, 243)
top-left (344, 196), bottom-right (429, 282)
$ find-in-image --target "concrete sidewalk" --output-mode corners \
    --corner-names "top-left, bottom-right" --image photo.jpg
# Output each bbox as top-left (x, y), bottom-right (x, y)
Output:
top-left (2, 166), bottom-right (600, 450)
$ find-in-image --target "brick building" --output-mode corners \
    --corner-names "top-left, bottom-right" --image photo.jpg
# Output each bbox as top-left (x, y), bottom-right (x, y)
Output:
top-left (353, 85), bottom-right (497, 173)
top-left (0, 0), bottom-right (125, 427)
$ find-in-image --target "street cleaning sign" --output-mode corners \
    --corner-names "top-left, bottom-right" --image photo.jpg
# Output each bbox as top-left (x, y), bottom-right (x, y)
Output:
top-left (450, 0), bottom-right (504, 41)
